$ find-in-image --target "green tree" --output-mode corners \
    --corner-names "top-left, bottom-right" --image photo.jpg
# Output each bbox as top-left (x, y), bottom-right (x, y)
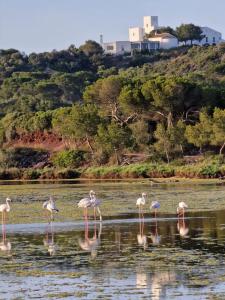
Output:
top-left (154, 121), bottom-right (186, 163)
top-left (185, 111), bottom-right (212, 152)
top-left (211, 108), bottom-right (225, 155)
top-left (96, 122), bottom-right (133, 165)
top-left (79, 40), bottom-right (103, 56)
top-left (146, 26), bottom-right (177, 38)
top-left (176, 24), bottom-right (203, 45)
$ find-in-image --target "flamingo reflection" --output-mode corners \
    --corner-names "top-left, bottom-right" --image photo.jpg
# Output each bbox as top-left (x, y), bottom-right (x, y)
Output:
top-left (149, 217), bottom-right (161, 245)
top-left (78, 221), bottom-right (102, 259)
top-left (136, 272), bottom-right (147, 289)
top-left (177, 217), bottom-right (189, 238)
top-left (151, 271), bottom-right (176, 300)
top-left (0, 217), bottom-right (11, 253)
top-left (43, 221), bottom-right (56, 256)
top-left (137, 214), bottom-right (147, 250)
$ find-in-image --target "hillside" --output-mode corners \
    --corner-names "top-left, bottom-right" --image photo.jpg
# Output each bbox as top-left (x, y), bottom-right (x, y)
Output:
top-left (0, 42), bottom-right (225, 179)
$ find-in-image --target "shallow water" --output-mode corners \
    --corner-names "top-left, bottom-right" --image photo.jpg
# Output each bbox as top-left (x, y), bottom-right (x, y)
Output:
top-left (0, 182), bottom-right (225, 299)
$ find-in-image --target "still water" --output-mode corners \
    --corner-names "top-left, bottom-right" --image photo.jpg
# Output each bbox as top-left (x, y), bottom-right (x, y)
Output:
top-left (0, 182), bottom-right (225, 299)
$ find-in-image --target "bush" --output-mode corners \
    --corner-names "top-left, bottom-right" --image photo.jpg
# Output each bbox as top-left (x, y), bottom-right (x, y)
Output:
top-left (52, 150), bottom-right (88, 168)
top-left (0, 168), bottom-right (22, 180)
top-left (0, 147), bottom-right (49, 168)
top-left (22, 169), bottom-right (41, 180)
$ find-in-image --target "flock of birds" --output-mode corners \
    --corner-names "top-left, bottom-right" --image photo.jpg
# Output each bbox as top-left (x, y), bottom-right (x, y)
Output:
top-left (0, 190), bottom-right (188, 224)
top-left (0, 191), bottom-right (189, 254)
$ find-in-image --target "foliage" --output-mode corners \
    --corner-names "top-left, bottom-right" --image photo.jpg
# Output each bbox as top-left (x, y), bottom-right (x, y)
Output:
top-left (176, 24), bottom-right (203, 44)
top-left (52, 150), bottom-right (87, 168)
top-left (1, 43), bottom-right (225, 173)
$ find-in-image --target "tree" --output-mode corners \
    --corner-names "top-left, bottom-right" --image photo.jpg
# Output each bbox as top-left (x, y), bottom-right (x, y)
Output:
top-left (79, 40), bottom-right (103, 56)
top-left (211, 108), bottom-right (225, 155)
top-left (176, 24), bottom-right (203, 45)
top-left (185, 111), bottom-right (212, 152)
top-left (83, 76), bottom-right (123, 122)
top-left (96, 122), bottom-right (133, 165)
top-left (154, 121), bottom-right (186, 163)
top-left (146, 26), bottom-right (177, 38)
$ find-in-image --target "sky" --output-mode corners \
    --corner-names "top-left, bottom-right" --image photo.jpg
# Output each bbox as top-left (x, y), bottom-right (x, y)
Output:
top-left (1, 0), bottom-right (225, 54)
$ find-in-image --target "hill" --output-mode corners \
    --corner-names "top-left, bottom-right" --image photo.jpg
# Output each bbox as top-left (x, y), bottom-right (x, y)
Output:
top-left (0, 42), bottom-right (225, 179)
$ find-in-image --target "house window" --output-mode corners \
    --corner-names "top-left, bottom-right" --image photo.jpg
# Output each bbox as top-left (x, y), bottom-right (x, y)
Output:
top-left (205, 37), bottom-right (208, 43)
top-left (107, 45), bottom-right (114, 50)
top-left (213, 37), bottom-right (216, 43)
top-left (121, 46), bottom-right (125, 51)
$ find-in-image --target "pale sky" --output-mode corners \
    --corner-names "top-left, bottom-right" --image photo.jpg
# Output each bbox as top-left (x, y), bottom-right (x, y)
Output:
top-left (1, 0), bottom-right (225, 54)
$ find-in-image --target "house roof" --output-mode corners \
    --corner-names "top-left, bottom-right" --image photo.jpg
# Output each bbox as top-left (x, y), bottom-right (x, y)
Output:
top-left (149, 33), bottom-right (177, 39)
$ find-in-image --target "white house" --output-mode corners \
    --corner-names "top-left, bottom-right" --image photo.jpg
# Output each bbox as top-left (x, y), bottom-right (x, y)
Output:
top-left (102, 41), bottom-right (131, 55)
top-left (148, 33), bottom-right (178, 49)
top-left (195, 27), bottom-right (222, 45)
top-left (102, 16), bottom-right (223, 55)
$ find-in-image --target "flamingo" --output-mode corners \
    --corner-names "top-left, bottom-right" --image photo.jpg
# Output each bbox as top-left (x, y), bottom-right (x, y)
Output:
top-left (0, 197), bottom-right (11, 225)
top-left (177, 201), bottom-right (188, 218)
top-left (136, 193), bottom-right (147, 217)
top-left (150, 201), bottom-right (160, 218)
top-left (43, 196), bottom-right (59, 221)
top-left (78, 190), bottom-right (95, 222)
top-left (91, 191), bottom-right (102, 222)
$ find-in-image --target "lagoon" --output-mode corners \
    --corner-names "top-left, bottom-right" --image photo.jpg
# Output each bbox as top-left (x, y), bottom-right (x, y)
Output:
top-left (0, 181), bottom-right (225, 299)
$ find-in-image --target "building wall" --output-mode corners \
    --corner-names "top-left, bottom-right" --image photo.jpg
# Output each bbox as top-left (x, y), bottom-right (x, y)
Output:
top-left (199, 27), bottom-right (222, 45)
top-left (148, 36), bottom-right (178, 49)
top-left (129, 27), bottom-right (144, 42)
top-left (143, 16), bottom-right (159, 34)
top-left (183, 27), bottom-right (222, 46)
top-left (103, 41), bottom-right (131, 55)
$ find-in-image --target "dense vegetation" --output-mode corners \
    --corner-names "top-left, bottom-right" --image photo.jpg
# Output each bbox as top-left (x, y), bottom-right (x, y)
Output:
top-left (0, 41), bottom-right (225, 179)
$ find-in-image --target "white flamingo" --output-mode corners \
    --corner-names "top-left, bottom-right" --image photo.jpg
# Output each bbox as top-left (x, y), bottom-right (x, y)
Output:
top-left (43, 196), bottom-right (59, 221)
top-left (78, 190), bottom-right (95, 221)
top-left (136, 193), bottom-right (147, 217)
top-left (177, 201), bottom-right (188, 218)
top-left (0, 198), bottom-right (11, 224)
top-left (150, 201), bottom-right (160, 218)
top-left (91, 192), bottom-right (102, 222)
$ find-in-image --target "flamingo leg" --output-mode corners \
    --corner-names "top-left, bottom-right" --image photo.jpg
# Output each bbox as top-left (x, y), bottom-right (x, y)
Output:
top-left (97, 207), bottom-right (102, 222)
top-left (94, 207), bottom-right (96, 221)
top-left (141, 205), bottom-right (144, 219)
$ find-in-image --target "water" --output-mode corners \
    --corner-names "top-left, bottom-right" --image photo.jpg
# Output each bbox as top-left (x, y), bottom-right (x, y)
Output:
top-left (0, 182), bottom-right (225, 299)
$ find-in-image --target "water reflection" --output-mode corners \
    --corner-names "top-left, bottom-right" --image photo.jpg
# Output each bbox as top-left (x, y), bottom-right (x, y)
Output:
top-left (177, 218), bottom-right (189, 238)
top-left (150, 218), bottom-right (161, 245)
top-left (137, 215), bottom-right (147, 249)
top-left (0, 222), bottom-right (11, 253)
top-left (43, 221), bottom-right (56, 256)
top-left (1, 211), bottom-right (225, 299)
top-left (151, 271), bottom-right (176, 300)
top-left (78, 221), bottom-right (102, 259)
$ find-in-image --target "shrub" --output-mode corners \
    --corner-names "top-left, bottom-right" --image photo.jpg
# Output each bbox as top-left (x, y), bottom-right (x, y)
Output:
top-left (52, 150), bottom-right (88, 168)
top-left (0, 147), bottom-right (49, 168)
